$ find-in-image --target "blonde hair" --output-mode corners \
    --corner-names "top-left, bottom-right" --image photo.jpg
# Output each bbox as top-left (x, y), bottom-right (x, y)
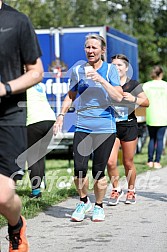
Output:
top-left (85, 33), bottom-right (106, 49)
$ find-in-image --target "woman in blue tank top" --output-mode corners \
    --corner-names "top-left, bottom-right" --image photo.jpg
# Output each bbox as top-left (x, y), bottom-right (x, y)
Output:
top-left (53, 34), bottom-right (123, 222)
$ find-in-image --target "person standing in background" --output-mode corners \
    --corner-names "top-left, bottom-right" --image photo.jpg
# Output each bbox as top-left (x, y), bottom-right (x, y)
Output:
top-left (143, 65), bottom-right (167, 169)
top-left (27, 83), bottom-right (56, 199)
top-left (54, 34), bottom-right (123, 222)
top-left (107, 54), bottom-right (149, 206)
top-left (0, 1), bottom-right (43, 251)
top-left (163, 128), bottom-right (167, 155)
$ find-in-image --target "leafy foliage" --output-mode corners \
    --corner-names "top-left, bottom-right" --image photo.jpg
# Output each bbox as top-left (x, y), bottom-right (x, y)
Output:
top-left (6, 0), bottom-right (167, 81)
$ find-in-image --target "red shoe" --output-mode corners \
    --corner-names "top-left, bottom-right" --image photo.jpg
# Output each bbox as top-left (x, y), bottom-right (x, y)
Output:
top-left (125, 191), bottom-right (136, 204)
top-left (8, 216), bottom-right (29, 252)
top-left (108, 189), bottom-right (124, 206)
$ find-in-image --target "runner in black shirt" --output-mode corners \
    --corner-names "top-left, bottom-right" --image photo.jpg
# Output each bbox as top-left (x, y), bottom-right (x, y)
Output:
top-left (0, 1), bottom-right (43, 251)
top-left (107, 54), bottom-right (149, 205)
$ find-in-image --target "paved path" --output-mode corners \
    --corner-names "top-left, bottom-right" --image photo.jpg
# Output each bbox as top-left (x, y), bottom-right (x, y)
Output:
top-left (1, 167), bottom-right (167, 252)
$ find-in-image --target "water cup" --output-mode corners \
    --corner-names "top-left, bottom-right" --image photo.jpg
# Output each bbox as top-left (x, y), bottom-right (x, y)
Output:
top-left (84, 65), bottom-right (93, 79)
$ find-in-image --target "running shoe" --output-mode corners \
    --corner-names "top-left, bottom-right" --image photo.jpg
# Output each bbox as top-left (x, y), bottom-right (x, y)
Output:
top-left (8, 216), bottom-right (29, 252)
top-left (125, 191), bottom-right (136, 204)
top-left (71, 198), bottom-right (92, 222)
top-left (29, 192), bottom-right (42, 199)
top-left (92, 205), bottom-right (105, 222)
top-left (108, 189), bottom-right (124, 206)
top-left (147, 162), bottom-right (154, 168)
top-left (153, 162), bottom-right (162, 169)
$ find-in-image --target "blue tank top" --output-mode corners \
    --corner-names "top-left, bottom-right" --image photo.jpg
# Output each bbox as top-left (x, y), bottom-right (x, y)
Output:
top-left (69, 61), bottom-right (120, 133)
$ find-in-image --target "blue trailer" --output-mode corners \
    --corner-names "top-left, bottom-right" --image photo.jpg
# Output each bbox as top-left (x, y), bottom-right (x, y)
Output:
top-left (36, 26), bottom-right (138, 80)
top-left (35, 26), bottom-right (143, 155)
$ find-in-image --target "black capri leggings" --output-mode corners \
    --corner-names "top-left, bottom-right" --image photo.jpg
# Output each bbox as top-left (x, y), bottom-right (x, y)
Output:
top-left (73, 132), bottom-right (116, 180)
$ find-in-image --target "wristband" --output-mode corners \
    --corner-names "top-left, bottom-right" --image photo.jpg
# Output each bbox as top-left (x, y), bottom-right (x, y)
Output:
top-left (134, 96), bottom-right (137, 103)
top-left (3, 82), bottom-right (12, 97)
top-left (57, 113), bottom-right (65, 117)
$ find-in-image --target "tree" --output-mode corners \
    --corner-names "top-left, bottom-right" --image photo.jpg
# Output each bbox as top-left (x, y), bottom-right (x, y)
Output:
top-left (6, 0), bottom-right (167, 81)
top-left (152, 0), bottom-right (167, 79)
top-left (124, 0), bottom-right (160, 81)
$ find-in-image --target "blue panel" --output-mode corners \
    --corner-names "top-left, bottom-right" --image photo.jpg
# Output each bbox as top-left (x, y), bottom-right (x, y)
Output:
top-left (36, 27), bottom-right (139, 134)
top-left (37, 33), bottom-right (55, 72)
top-left (106, 26), bottom-right (137, 44)
top-left (106, 26), bottom-right (138, 80)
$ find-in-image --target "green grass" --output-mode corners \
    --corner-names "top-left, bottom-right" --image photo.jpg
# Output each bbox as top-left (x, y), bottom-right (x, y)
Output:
top-left (0, 139), bottom-right (167, 228)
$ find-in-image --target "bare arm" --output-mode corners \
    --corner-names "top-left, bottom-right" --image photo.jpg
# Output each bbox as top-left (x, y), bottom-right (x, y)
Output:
top-left (0, 58), bottom-right (44, 96)
top-left (123, 91), bottom-right (149, 107)
top-left (86, 70), bottom-right (123, 102)
top-left (53, 90), bottom-right (77, 134)
top-left (100, 78), bottom-right (123, 102)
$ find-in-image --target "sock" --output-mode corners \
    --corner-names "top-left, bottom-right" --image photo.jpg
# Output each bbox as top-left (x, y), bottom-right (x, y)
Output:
top-left (32, 188), bottom-right (41, 196)
top-left (128, 188), bottom-right (135, 193)
top-left (113, 187), bottom-right (121, 192)
top-left (95, 202), bottom-right (103, 208)
top-left (8, 216), bottom-right (23, 233)
top-left (80, 196), bottom-right (88, 204)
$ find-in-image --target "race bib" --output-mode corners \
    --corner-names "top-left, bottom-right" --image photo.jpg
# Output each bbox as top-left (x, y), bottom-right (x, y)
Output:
top-left (115, 106), bottom-right (128, 122)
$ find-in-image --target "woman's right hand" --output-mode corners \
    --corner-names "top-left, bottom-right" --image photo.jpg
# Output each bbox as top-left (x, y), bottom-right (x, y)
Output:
top-left (53, 115), bottom-right (64, 135)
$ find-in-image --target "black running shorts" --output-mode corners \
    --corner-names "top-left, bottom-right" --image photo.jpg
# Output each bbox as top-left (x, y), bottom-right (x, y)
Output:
top-left (116, 124), bottom-right (138, 142)
top-left (0, 126), bottom-right (27, 181)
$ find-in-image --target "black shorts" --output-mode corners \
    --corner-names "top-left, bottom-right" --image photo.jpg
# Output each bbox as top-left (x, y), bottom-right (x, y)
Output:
top-left (116, 123), bottom-right (138, 141)
top-left (0, 126), bottom-right (27, 181)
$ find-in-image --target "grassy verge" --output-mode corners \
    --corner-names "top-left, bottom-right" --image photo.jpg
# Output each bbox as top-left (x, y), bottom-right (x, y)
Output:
top-left (0, 139), bottom-right (167, 228)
